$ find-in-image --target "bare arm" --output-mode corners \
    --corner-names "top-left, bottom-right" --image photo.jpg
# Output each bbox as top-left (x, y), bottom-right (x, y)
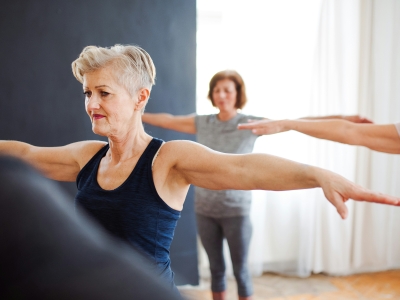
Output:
top-left (164, 141), bottom-right (399, 219)
top-left (142, 113), bottom-right (196, 134)
top-left (0, 140), bottom-right (106, 181)
top-left (238, 119), bottom-right (400, 154)
top-left (300, 114), bottom-right (373, 123)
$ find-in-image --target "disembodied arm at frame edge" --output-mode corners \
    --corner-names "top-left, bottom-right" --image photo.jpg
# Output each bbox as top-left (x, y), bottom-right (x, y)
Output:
top-left (238, 119), bottom-right (400, 154)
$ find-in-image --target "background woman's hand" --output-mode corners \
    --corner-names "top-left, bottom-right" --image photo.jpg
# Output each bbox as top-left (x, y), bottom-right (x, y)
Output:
top-left (237, 119), bottom-right (287, 135)
top-left (342, 115), bottom-right (374, 124)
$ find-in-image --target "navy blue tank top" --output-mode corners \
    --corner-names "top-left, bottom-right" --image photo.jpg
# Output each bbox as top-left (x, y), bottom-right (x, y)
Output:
top-left (75, 138), bottom-right (181, 285)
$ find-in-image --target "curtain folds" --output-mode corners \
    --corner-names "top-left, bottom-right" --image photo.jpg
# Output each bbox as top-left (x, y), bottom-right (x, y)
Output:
top-left (251, 0), bottom-right (400, 277)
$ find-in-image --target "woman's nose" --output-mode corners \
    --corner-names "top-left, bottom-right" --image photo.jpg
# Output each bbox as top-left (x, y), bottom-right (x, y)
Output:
top-left (86, 96), bottom-right (100, 110)
top-left (216, 91), bottom-right (226, 99)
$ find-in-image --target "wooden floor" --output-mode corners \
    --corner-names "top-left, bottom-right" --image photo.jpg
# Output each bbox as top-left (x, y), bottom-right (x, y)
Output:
top-left (179, 270), bottom-right (400, 300)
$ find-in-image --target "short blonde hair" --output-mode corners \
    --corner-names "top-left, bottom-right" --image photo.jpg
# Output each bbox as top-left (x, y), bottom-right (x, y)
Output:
top-left (207, 70), bottom-right (247, 109)
top-left (72, 44), bottom-right (156, 96)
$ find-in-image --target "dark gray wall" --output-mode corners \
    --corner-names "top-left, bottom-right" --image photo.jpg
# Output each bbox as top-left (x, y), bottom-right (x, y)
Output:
top-left (0, 0), bottom-right (198, 285)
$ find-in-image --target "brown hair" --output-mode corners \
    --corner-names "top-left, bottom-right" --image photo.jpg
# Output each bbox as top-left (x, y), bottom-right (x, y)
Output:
top-left (207, 70), bottom-right (247, 109)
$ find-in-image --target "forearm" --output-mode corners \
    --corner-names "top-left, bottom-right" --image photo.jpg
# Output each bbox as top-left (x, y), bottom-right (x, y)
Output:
top-left (142, 113), bottom-right (174, 129)
top-left (142, 113), bottom-right (196, 134)
top-left (235, 153), bottom-right (320, 191)
top-left (282, 119), bottom-right (354, 144)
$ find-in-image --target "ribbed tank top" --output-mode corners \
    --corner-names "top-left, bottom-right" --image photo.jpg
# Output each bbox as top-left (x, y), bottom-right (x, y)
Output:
top-left (75, 138), bottom-right (181, 285)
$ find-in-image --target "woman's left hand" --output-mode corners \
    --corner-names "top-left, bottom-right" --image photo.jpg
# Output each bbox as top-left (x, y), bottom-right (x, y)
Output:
top-left (315, 168), bottom-right (400, 219)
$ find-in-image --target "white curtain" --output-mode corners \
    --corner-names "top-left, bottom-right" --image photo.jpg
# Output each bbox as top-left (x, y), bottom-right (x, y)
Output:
top-left (351, 0), bottom-right (400, 273)
top-left (196, 0), bottom-right (400, 279)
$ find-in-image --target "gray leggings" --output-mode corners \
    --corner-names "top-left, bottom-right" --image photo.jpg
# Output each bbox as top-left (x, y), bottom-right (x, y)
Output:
top-left (196, 214), bottom-right (253, 297)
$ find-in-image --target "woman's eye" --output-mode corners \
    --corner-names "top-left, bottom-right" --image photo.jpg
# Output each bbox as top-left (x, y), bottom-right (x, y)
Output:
top-left (100, 91), bottom-right (109, 97)
top-left (83, 91), bottom-right (92, 97)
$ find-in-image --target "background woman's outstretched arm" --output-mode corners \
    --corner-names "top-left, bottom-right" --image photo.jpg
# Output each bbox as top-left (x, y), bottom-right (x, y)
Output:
top-left (142, 113), bottom-right (196, 134)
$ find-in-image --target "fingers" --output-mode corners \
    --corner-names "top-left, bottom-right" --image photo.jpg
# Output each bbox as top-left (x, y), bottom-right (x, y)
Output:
top-left (343, 115), bottom-right (374, 124)
top-left (237, 120), bottom-right (275, 135)
top-left (350, 187), bottom-right (400, 206)
top-left (237, 122), bottom-right (265, 135)
top-left (237, 122), bottom-right (259, 129)
top-left (327, 187), bottom-right (399, 221)
top-left (329, 192), bottom-right (349, 219)
top-left (355, 116), bottom-right (374, 124)
top-left (321, 174), bottom-right (399, 219)
top-left (250, 128), bottom-right (265, 135)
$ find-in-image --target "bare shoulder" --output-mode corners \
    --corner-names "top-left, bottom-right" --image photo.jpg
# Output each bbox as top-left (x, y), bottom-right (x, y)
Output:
top-left (160, 140), bottom-right (209, 158)
top-left (67, 140), bottom-right (107, 168)
top-left (157, 140), bottom-right (218, 170)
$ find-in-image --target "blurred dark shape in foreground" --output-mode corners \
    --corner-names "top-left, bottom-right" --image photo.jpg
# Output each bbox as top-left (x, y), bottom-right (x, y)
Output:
top-left (0, 156), bottom-right (183, 300)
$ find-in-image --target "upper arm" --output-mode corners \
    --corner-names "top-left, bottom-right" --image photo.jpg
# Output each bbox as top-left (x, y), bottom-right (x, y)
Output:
top-left (164, 140), bottom-right (267, 191)
top-left (171, 114), bottom-right (196, 134)
top-left (22, 141), bottom-right (106, 181)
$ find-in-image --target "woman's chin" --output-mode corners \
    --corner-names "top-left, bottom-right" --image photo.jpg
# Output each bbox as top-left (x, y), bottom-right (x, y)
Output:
top-left (91, 126), bottom-right (107, 136)
top-left (218, 107), bottom-right (235, 113)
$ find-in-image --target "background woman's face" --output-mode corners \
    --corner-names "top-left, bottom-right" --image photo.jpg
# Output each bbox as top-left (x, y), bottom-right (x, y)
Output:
top-left (212, 79), bottom-right (237, 112)
top-left (83, 65), bottom-right (136, 138)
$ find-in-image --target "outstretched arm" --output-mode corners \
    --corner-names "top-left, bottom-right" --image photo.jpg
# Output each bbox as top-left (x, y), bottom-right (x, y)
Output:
top-left (0, 140), bottom-right (106, 181)
top-left (238, 119), bottom-right (400, 154)
top-left (300, 114), bottom-right (373, 123)
top-left (166, 141), bottom-right (400, 219)
top-left (142, 113), bottom-right (196, 134)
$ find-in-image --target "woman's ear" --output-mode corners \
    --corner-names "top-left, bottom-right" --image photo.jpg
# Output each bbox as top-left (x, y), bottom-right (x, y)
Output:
top-left (135, 88), bottom-right (150, 111)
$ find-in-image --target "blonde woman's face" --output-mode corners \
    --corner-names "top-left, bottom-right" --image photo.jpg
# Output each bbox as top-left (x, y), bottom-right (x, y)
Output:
top-left (82, 65), bottom-right (137, 138)
top-left (212, 79), bottom-right (237, 113)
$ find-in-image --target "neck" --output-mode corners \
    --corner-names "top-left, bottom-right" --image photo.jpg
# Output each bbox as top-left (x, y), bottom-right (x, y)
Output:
top-left (217, 109), bottom-right (238, 121)
top-left (106, 118), bottom-right (152, 163)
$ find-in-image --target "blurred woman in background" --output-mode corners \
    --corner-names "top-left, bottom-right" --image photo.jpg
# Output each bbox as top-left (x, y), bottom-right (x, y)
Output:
top-left (143, 70), bottom-right (372, 300)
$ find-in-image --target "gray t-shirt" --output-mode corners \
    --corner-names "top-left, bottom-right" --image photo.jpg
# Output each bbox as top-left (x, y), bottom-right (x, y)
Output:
top-left (194, 113), bottom-right (263, 217)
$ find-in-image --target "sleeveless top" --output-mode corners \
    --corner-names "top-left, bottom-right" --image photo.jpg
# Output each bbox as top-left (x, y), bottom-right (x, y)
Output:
top-left (75, 138), bottom-right (181, 286)
top-left (194, 113), bottom-right (263, 217)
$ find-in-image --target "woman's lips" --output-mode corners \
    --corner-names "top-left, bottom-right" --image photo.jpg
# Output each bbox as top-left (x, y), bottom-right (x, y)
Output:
top-left (93, 114), bottom-right (105, 120)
